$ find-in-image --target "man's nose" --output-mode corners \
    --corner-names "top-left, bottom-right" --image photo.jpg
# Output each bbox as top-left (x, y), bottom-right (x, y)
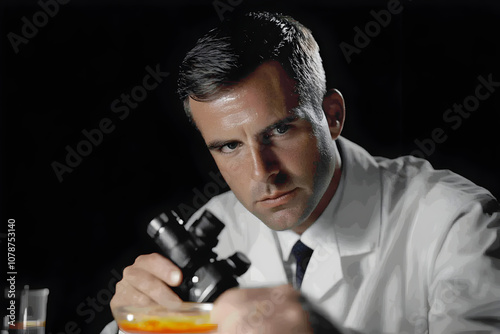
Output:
top-left (249, 144), bottom-right (279, 182)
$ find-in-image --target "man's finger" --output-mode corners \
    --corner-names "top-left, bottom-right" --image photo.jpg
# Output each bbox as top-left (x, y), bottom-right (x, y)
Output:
top-left (133, 253), bottom-right (183, 286)
top-left (122, 265), bottom-right (182, 307)
top-left (111, 279), bottom-right (156, 309)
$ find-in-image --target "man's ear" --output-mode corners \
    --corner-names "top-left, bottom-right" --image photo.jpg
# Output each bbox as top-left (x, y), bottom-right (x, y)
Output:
top-left (322, 89), bottom-right (346, 139)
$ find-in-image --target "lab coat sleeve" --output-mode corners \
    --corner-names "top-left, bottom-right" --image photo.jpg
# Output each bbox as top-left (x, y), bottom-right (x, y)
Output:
top-left (428, 196), bottom-right (500, 333)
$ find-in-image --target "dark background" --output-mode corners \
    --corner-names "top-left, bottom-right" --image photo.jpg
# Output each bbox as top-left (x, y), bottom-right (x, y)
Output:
top-left (1, 0), bottom-right (499, 333)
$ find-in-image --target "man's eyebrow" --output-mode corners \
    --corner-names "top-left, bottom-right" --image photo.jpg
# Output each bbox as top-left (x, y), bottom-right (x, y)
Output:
top-left (206, 114), bottom-right (300, 151)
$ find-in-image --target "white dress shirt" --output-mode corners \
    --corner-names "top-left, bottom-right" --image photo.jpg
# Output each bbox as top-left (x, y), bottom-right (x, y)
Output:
top-left (187, 136), bottom-right (500, 333)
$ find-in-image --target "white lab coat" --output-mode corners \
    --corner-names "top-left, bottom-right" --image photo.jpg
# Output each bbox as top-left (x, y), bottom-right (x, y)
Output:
top-left (186, 137), bottom-right (500, 333)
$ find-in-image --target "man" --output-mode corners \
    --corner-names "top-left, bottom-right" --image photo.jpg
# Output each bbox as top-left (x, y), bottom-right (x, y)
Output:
top-left (107, 11), bottom-right (500, 333)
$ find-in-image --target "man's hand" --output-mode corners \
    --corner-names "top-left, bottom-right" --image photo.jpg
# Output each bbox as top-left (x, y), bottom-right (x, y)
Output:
top-left (110, 253), bottom-right (183, 312)
top-left (211, 284), bottom-right (313, 334)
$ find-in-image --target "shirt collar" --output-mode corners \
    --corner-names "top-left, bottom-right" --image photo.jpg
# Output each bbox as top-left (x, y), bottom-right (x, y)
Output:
top-left (276, 136), bottom-right (382, 259)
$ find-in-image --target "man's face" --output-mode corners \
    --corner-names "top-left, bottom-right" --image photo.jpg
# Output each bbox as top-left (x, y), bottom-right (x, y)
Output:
top-left (189, 61), bottom-right (337, 232)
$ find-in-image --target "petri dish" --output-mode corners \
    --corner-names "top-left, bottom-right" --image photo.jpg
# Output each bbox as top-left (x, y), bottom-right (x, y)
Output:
top-left (113, 303), bottom-right (217, 334)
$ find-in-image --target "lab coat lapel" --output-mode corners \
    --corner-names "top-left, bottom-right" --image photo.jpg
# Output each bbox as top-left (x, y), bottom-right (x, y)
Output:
top-left (301, 234), bottom-right (344, 302)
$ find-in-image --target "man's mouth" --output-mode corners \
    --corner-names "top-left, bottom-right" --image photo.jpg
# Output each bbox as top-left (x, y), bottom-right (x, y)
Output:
top-left (257, 188), bottom-right (298, 208)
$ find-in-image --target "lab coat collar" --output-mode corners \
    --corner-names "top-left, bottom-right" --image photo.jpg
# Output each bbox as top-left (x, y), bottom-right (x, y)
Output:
top-left (300, 137), bottom-right (382, 301)
top-left (332, 137), bottom-right (382, 257)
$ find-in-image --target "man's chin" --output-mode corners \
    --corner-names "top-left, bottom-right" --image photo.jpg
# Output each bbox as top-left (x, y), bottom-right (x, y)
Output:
top-left (254, 206), bottom-right (305, 232)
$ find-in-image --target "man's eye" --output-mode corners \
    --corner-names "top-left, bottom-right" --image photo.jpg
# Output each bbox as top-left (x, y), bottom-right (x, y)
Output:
top-left (262, 124), bottom-right (292, 144)
top-left (273, 124), bottom-right (290, 135)
top-left (220, 142), bottom-right (239, 153)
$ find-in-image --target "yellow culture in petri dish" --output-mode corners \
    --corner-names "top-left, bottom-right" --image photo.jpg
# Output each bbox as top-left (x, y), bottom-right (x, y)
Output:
top-left (114, 303), bottom-right (218, 333)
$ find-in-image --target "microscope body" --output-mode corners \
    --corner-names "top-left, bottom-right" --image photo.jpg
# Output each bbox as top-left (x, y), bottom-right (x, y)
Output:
top-left (147, 210), bottom-right (251, 302)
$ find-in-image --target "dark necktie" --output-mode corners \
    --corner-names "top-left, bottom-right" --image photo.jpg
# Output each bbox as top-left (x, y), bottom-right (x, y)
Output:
top-left (291, 240), bottom-right (314, 289)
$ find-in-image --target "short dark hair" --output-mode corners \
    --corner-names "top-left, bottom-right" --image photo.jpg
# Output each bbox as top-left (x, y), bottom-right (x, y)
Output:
top-left (177, 11), bottom-right (326, 123)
